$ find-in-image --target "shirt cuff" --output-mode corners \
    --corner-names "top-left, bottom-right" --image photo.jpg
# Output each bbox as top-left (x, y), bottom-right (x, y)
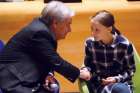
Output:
top-left (80, 66), bottom-right (91, 71)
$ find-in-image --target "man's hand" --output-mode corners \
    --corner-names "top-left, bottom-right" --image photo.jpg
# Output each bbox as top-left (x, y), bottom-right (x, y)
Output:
top-left (79, 67), bottom-right (91, 81)
top-left (102, 77), bottom-right (117, 85)
top-left (43, 73), bottom-right (56, 91)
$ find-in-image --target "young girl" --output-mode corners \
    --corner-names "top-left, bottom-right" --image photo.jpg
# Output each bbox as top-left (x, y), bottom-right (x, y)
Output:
top-left (83, 10), bottom-right (135, 93)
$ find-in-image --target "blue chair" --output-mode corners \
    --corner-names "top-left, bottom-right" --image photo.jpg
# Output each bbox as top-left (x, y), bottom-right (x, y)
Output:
top-left (0, 40), bottom-right (4, 93)
top-left (0, 40), bottom-right (4, 52)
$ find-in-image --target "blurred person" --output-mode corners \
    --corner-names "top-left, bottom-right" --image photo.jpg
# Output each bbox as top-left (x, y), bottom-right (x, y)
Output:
top-left (0, 40), bottom-right (4, 93)
top-left (0, 40), bottom-right (4, 52)
top-left (0, 1), bottom-right (90, 93)
top-left (82, 10), bottom-right (136, 93)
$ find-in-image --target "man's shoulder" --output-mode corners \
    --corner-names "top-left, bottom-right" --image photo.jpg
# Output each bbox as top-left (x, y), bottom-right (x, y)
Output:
top-left (26, 17), bottom-right (49, 32)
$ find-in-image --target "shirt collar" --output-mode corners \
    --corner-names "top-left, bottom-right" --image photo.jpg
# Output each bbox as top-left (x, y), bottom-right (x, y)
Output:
top-left (98, 33), bottom-right (129, 48)
top-left (39, 17), bottom-right (56, 41)
top-left (111, 34), bottom-right (129, 48)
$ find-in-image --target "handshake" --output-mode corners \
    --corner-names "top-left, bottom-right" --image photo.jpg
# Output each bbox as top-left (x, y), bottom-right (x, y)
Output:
top-left (79, 67), bottom-right (91, 81)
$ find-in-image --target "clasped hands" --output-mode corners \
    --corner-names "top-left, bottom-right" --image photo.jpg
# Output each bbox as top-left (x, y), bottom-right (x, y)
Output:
top-left (79, 67), bottom-right (91, 81)
top-left (79, 67), bottom-right (117, 85)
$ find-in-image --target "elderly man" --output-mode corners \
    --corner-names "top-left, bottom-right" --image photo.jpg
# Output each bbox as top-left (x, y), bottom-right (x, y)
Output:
top-left (0, 1), bottom-right (90, 93)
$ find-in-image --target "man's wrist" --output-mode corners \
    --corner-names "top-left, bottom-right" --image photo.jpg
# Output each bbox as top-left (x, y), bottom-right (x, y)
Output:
top-left (81, 66), bottom-right (91, 71)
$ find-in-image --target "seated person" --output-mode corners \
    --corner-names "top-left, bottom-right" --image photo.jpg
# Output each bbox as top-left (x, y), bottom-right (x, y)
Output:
top-left (0, 40), bottom-right (4, 93)
top-left (82, 10), bottom-right (136, 93)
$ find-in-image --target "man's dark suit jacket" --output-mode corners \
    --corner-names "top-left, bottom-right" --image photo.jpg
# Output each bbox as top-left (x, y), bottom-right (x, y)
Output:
top-left (0, 17), bottom-right (80, 93)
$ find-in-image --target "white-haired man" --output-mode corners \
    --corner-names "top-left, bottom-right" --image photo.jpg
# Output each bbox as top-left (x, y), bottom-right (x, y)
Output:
top-left (0, 1), bottom-right (90, 93)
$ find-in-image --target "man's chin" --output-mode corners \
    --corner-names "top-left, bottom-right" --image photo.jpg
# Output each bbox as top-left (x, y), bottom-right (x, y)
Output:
top-left (57, 37), bottom-right (65, 40)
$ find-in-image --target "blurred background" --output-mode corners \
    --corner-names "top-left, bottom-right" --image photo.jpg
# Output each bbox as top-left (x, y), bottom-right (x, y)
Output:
top-left (0, 0), bottom-right (140, 92)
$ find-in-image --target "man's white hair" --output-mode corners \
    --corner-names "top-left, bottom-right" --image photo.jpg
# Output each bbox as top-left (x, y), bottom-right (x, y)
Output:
top-left (41, 1), bottom-right (75, 22)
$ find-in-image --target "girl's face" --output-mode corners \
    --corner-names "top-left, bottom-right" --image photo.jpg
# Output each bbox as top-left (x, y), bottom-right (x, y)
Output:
top-left (90, 19), bottom-right (112, 43)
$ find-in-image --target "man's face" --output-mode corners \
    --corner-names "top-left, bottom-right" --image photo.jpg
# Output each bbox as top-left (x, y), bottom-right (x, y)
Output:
top-left (90, 20), bottom-right (111, 42)
top-left (53, 17), bottom-right (72, 40)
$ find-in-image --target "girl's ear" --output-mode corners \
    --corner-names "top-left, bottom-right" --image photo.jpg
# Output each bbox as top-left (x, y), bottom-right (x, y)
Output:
top-left (52, 19), bottom-right (57, 28)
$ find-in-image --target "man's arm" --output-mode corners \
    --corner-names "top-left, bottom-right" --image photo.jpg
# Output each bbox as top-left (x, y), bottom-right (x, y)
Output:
top-left (29, 31), bottom-right (80, 82)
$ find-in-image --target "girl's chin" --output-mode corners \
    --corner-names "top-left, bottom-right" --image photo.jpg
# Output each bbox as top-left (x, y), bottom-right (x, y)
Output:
top-left (94, 38), bottom-right (100, 41)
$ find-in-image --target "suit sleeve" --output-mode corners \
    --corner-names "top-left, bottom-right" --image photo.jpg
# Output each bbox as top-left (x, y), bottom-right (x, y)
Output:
top-left (29, 31), bottom-right (80, 83)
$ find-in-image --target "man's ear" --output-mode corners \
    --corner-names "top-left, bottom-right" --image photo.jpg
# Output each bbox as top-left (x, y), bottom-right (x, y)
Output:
top-left (52, 19), bottom-right (57, 28)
